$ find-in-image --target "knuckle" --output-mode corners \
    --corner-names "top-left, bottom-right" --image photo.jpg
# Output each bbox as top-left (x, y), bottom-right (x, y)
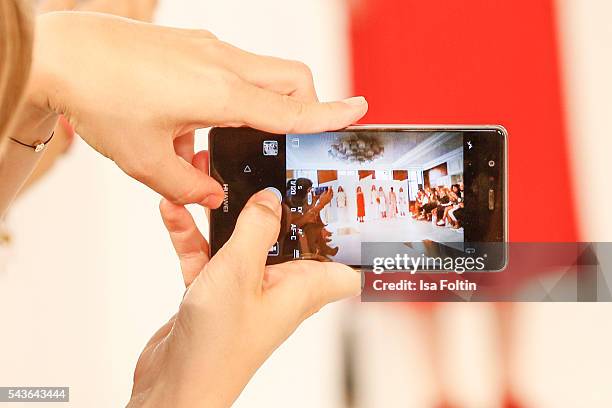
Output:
top-left (290, 61), bottom-right (317, 99)
top-left (284, 96), bottom-right (306, 133)
top-left (292, 61), bottom-right (314, 81)
top-left (198, 29), bottom-right (218, 40)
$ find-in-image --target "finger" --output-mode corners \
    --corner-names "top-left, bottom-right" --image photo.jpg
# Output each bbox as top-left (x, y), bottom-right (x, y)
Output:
top-left (224, 83), bottom-right (368, 134)
top-left (218, 188), bottom-right (282, 291)
top-left (160, 199), bottom-right (209, 287)
top-left (273, 260), bottom-right (361, 318)
top-left (209, 43), bottom-right (319, 102)
top-left (192, 150), bottom-right (213, 222)
top-left (192, 150), bottom-right (209, 174)
top-left (133, 144), bottom-right (224, 208)
top-left (173, 132), bottom-right (195, 164)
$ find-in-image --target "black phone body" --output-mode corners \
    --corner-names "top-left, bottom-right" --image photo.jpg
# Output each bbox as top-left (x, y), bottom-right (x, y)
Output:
top-left (209, 125), bottom-right (508, 271)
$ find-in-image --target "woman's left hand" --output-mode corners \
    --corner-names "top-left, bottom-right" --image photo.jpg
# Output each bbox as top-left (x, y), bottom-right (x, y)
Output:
top-left (16, 12), bottom-right (367, 209)
top-left (128, 152), bottom-right (360, 407)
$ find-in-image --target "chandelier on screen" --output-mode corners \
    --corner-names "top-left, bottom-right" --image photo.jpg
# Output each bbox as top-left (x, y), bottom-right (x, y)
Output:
top-left (328, 134), bottom-right (385, 164)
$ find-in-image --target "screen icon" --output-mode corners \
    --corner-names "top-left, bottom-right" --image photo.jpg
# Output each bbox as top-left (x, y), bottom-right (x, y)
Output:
top-left (263, 140), bottom-right (279, 156)
top-left (291, 137), bottom-right (300, 148)
top-left (268, 242), bottom-right (280, 256)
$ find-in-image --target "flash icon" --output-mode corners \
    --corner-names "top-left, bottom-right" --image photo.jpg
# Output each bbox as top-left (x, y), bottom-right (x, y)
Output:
top-left (467, 141), bottom-right (473, 150)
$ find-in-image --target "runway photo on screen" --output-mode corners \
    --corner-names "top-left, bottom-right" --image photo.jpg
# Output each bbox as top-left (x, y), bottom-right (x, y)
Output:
top-left (283, 131), bottom-right (465, 265)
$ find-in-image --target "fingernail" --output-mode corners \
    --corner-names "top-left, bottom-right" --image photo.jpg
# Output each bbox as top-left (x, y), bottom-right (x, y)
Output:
top-left (341, 96), bottom-right (367, 107)
top-left (264, 187), bottom-right (283, 203)
top-left (254, 188), bottom-right (282, 212)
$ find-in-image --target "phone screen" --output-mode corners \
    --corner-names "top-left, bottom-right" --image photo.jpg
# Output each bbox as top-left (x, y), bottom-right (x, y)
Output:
top-left (209, 127), bottom-right (506, 269)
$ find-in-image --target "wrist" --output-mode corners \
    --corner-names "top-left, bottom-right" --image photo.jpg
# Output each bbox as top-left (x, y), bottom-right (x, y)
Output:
top-left (9, 105), bottom-right (58, 147)
top-left (14, 13), bottom-right (72, 145)
top-left (25, 13), bottom-right (72, 120)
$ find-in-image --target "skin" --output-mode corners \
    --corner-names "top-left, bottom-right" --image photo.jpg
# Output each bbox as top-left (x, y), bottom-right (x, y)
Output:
top-left (20, 0), bottom-right (160, 192)
top-left (1, 5), bottom-right (368, 406)
top-left (4, 11), bottom-right (367, 217)
top-left (128, 153), bottom-right (360, 407)
top-left (38, 0), bottom-right (158, 18)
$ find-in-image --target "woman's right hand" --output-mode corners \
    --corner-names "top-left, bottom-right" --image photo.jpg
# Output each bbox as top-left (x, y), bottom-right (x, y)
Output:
top-left (128, 171), bottom-right (360, 407)
top-left (18, 12), bottom-right (367, 208)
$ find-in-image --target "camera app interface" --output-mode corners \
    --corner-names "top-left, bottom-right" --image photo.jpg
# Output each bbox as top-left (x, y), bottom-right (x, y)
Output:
top-left (282, 131), bottom-right (465, 265)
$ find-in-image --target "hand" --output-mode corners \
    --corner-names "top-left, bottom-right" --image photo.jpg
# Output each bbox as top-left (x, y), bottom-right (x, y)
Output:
top-left (128, 155), bottom-right (360, 407)
top-left (21, 12), bottom-right (368, 208)
top-left (318, 188), bottom-right (334, 206)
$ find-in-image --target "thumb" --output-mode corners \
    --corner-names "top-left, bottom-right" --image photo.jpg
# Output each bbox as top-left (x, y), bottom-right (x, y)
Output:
top-left (216, 188), bottom-right (283, 292)
top-left (271, 261), bottom-right (361, 320)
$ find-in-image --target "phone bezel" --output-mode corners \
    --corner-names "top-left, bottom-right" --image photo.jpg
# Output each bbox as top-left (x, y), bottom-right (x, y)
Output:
top-left (208, 124), bottom-right (509, 272)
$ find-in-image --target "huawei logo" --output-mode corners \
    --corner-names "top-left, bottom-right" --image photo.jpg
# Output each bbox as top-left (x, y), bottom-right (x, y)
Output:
top-left (222, 184), bottom-right (230, 213)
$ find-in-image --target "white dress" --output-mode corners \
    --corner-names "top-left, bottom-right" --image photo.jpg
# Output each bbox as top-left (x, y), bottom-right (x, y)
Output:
top-left (336, 191), bottom-right (348, 223)
top-left (398, 193), bottom-right (407, 214)
top-left (368, 189), bottom-right (378, 219)
top-left (337, 191), bottom-right (347, 208)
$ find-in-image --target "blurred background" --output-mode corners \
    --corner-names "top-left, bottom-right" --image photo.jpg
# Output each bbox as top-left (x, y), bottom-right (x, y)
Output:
top-left (1, 0), bottom-right (612, 407)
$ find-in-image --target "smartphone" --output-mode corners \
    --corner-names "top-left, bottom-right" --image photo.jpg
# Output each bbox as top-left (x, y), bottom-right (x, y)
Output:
top-left (313, 186), bottom-right (330, 196)
top-left (209, 125), bottom-right (508, 270)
